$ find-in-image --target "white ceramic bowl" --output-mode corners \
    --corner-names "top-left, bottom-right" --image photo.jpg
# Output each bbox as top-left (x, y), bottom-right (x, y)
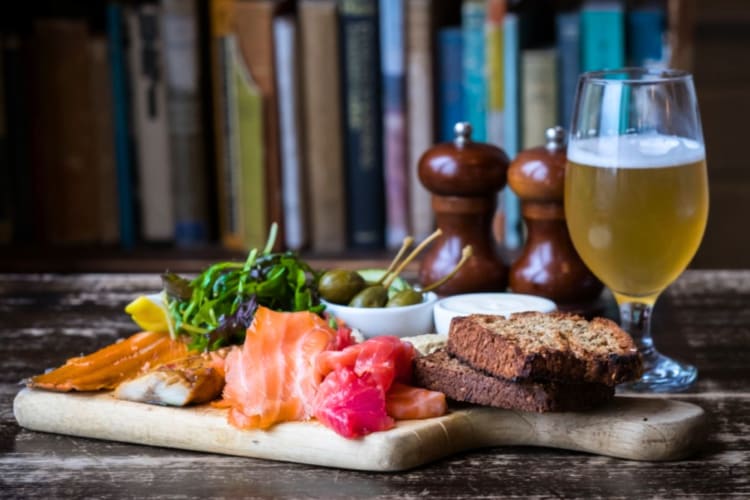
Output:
top-left (321, 291), bottom-right (438, 338)
top-left (433, 292), bottom-right (557, 335)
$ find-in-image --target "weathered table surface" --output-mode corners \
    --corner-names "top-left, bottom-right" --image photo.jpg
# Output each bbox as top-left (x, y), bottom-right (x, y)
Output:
top-left (1, 271), bottom-right (748, 499)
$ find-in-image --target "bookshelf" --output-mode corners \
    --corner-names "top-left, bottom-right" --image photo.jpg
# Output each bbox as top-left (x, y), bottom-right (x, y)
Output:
top-left (5, 0), bottom-right (744, 273)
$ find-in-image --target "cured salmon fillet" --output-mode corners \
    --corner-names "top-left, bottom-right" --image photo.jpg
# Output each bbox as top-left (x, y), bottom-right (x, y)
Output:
top-left (385, 382), bottom-right (447, 420)
top-left (219, 306), bottom-right (338, 430)
top-left (313, 336), bottom-right (447, 437)
top-left (114, 348), bottom-right (230, 406)
top-left (29, 331), bottom-right (190, 392)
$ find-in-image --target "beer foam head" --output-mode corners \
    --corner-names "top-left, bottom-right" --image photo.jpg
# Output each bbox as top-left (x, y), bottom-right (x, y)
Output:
top-left (568, 134), bottom-right (705, 168)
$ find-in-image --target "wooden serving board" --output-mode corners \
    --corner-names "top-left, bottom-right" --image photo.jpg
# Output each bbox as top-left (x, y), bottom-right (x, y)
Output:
top-left (13, 388), bottom-right (707, 471)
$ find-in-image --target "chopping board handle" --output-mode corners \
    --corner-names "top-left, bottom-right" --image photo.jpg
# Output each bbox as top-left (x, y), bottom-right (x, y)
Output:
top-left (463, 396), bottom-right (707, 461)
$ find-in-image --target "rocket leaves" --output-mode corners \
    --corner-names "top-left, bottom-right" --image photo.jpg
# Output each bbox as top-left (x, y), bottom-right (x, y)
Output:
top-left (162, 224), bottom-right (324, 351)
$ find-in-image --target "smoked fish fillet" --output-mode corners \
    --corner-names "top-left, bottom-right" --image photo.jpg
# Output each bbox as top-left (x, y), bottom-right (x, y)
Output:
top-left (29, 331), bottom-right (190, 392)
top-left (114, 348), bottom-right (230, 406)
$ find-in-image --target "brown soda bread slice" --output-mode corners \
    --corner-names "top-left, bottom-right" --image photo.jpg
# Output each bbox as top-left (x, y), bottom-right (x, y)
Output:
top-left (414, 349), bottom-right (615, 412)
top-left (446, 312), bottom-right (643, 385)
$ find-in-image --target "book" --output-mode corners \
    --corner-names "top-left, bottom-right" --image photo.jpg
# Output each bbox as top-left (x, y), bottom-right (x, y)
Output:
top-left (107, 3), bottom-right (137, 249)
top-left (229, 35), bottom-right (267, 251)
top-left (298, 0), bottom-right (346, 254)
top-left (556, 10), bottom-right (580, 131)
top-left (127, 3), bottom-right (175, 242)
top-left (666, 0), bottom-right (695, 71)
top-left (208, 0), bottom-right (242, 249)
top-left (89, 35), bottom-right (120, 245)
top-left (502, 11), bottom-right (522, 250)
top-left (521, 48), bottom-right (558, 149)
top-left (462, 0), bottom-right (486, 141)
top-left (31, 19), bottom-right (99, 244)
top-left (0, 39), bottom-right (10, 243)
top-left (339, 0), bottom-right (385, 249)
top-left (627, 5), bottom-right (668, 68)
top-left (436, 27), bottom-right (463, 143)
top-left (486, 0), bottom-right (505, 151)
top-left (233, 0), bottom-right (285, 250)
top-left (485, 0), bottom-right (507, 248)
top-left (2, 33), bottom-right (32, 243)
top-left (406, 0), bottom-right (434, 242)
top-left (580, 0), bottom-right (625, 72)
top-left (161, 0), bottom-right (210, 246)
top-left (380, 0), bottom-right (408, 249)
top-left (273, 14), bottom-right (307, 251)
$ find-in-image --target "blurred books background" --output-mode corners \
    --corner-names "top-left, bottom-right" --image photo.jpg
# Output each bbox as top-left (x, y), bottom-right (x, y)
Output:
top-left (0, 0), bottom-right (746, 270)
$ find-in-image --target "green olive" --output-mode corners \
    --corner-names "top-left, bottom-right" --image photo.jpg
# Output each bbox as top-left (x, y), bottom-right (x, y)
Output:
top-left (348, 285), bottom-right (388, 308)
top-left (386, 289), bottom-right (424, 307)
top-left (318, 269), bottom-right (366, 304)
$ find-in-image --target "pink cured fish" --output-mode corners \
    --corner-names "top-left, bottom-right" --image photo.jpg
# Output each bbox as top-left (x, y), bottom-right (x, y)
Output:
top-left (315, 335), bottom-right (414, 390)
top-left (314, 336), bottom-right (446, 438)
top-left (385, 383), bottom-right (447, 420)
top-left (219, 306), bottom-right (338, 429)
top-left (314, 367), bottom-right (395, 438)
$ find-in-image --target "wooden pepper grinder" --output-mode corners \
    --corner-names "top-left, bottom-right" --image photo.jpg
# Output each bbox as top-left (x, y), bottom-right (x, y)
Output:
top-left (418, 122), bottom-right (509, 295)
top-left (507, 126), bottom-right (603, 311)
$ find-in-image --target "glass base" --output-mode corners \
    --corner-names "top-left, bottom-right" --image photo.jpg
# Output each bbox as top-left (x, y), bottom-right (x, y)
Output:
top-left (618, 349), bottom-right (697, 393)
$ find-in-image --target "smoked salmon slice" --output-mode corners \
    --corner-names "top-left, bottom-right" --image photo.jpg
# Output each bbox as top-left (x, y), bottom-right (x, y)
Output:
top-left (29, 331), bottom-right (190, 392)
top-left (219, 306), bottom-right (338, 430)
top-left (385, 382), bottom-right (447, 420)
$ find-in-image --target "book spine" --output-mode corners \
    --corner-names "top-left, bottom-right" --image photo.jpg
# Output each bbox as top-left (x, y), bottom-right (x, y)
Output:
top-left (274, 15), bottom-right (307, 251)
top-left (230, 36), bottom-right (267, 250)
top-left (580, 1), bottom-right (625, 72)
top-left (486, 0), bottom-right (505, 150)
top-left (437, 27), bottom-right (462, 143)
top-left (209, 0), bottom-right (244, 249)
top-left (339, 0), bottom-right (384, 249)
top-left (89, 36), bottom-right (120, 245)
top-left (380, 0), bottom-right (408, 249)
top-left (485, 0), bottom-right (508, 248)
top-left (462, 0), bottom-right (486, 141)
top-left (32, 20), bottom-right (99, 244)
top-left (627, 7), bottom-right (667, 68)
top-left (502, 12), bottom-right (521, 250)
top-left (233, 0), bottom-right (284, 250)
top-left (556, 11), bottom-right (580, 131)
top-left (3, 34), bottom-right (33, 243)
top-left (406, 0), bottom-right (434, 242)
top-left (162, 0), bottom-right (210, 246)
top-left (107, 4), bottom-right (136, 248)
top-left (0, 39), bottom-right (10, 243)
top-left (127, 4), bottom-right (175, 242)
top-left (299, 0), bottom-right (346, 253)
top-left (521, 48), bottom-right (558, 149)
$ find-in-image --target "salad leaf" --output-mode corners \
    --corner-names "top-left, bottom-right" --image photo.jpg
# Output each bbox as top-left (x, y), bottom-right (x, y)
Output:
top-left (162, 224), bottom-right (325, 351)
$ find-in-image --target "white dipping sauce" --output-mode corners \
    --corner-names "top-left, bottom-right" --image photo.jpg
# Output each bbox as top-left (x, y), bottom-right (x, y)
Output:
top-left (433, 293), bottom-right (557, 335)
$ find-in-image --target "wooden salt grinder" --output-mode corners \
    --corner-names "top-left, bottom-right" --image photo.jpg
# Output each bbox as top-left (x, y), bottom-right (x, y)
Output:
top-left (418, 122), bottom-right (509, 295)
top-left (507, 126), bottom-right (603, 310)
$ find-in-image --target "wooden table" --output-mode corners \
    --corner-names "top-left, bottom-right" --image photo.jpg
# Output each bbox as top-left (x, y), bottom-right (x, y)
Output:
top-left (1, 271), bottom-right (748, 498)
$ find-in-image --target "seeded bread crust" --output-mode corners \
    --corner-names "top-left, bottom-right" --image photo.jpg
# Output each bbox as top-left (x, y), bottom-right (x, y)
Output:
top-left (446, 312), bottom-right (643, 385)
top-left (414, 350), bottom-right (615, 412)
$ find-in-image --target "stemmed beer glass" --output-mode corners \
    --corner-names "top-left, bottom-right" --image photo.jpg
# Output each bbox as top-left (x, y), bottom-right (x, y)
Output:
top-left (565, 68), bottom-right (709, 392)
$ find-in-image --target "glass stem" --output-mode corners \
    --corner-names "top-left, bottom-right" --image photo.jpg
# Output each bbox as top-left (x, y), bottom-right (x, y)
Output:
top-left (618, 301), bottom-right (655, 361)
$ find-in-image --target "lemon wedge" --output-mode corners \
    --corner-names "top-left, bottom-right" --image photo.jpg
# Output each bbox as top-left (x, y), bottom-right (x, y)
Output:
top-left (125, 293), bottom-right (171, 334)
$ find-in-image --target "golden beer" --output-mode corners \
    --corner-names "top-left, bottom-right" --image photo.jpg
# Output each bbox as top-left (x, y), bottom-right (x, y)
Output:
top-left (565, 135), bottom-right (709, 304)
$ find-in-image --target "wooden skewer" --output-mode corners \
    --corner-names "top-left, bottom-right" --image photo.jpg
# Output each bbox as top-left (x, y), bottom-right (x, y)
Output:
top-left (383, 229), bottom-right (443, 289)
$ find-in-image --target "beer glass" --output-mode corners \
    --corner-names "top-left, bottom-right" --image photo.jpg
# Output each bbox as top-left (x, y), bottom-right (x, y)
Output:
top-left (565, 68), bottom-right (708, 392)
